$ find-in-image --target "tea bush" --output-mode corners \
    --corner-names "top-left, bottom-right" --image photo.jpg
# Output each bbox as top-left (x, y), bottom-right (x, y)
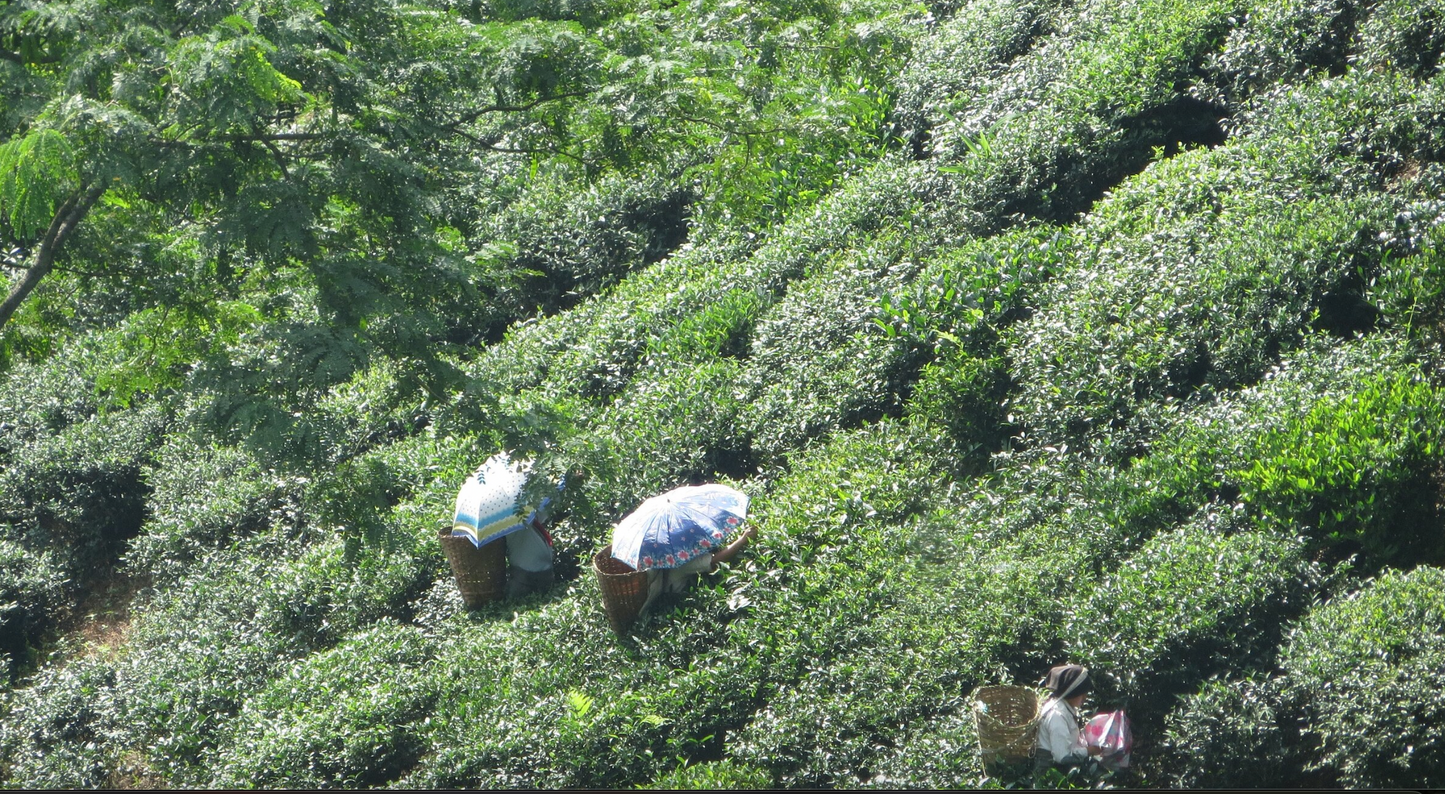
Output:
top-left (1009, 140), bottom-right (1394, 447)
top-left (1064, 528), bottom-right (1319, 723)
top-left (0, 541), bottom-right (67, 684)
top-left (1204, 0), bottom-right (1359, 104)
top-left (1355, 0), bottom-right (1445, 79)
top-left (863, 710), bottom-right (984, 789)
top-left (482, 167), bottom-right (696, 321)
top-left (402, 583), bottom-right (741, 789)
top-left (1132, 337), bottom-right (1445, 568)
top-left (0, 403), bottom-right (166, 558)
top-left (0, 656), bottom-right (123, 788)
top-left (559, 357), bottom-right (747, 523)
top-left (211, 622), bottom-right (439, 789)
top-left (643, 758), bottom-right (773, 789)
top-left (1155, 676), bottom-right (1294, 788)
top-left (126, 437), bottom-right (305, 583)
top-left (737, 240), bottom-right (922, 465)
top-left (8, 0), bottom-right (1445, 789)
top-left (927, 0), bottom-right (1239, 221)
top-left (1279, 566), bottom-right (1445, 788)
top-left (891, 0), bottom-right (1068, 157)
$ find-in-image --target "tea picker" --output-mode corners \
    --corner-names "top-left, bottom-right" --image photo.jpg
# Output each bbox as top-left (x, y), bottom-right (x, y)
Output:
top-left (596, 483), bottom-right (757, 628)
top-left (445, 453), bottom-right (560, 606)
top-left (1032, 663), bottom-right (1132, 787)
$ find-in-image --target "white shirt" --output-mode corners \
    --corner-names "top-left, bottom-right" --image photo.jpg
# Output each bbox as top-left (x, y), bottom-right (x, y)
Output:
top-left (505, 522), bottom-right (553, 572)
top-left (1036, 697), bottom-right (1087, 763)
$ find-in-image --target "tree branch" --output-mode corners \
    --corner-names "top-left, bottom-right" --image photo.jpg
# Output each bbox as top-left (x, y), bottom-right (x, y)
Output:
top-left (0, 184), bottom-right (105, 331)
top-left (212, 131), bottom-right (326, 142)
top-left (442, 91), bottom-right (594, 130)
top-left (450, 128), bottom-right (590, 167)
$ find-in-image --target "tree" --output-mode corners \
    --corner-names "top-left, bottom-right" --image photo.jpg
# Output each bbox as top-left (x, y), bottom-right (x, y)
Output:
top-left (0, 0), bottom-right (609, 420)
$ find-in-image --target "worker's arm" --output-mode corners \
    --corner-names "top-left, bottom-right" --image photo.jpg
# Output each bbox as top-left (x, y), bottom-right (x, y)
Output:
top-left (708, 526), bottom-right (757, 570)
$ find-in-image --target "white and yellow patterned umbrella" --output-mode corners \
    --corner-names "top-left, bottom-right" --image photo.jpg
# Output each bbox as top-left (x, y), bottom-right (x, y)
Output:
top-left (451, 453), bottom-right (531, 548)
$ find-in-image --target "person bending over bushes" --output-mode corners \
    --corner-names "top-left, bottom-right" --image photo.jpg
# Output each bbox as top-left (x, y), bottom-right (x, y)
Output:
top-left (639, 526), bottom-right (758, 618)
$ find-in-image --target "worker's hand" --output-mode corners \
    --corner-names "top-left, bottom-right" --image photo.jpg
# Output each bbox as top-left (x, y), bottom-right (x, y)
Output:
top-left (1088, 744), bottom-right (1104, 757)
top-left (740, 526), bottom-right (758, 542)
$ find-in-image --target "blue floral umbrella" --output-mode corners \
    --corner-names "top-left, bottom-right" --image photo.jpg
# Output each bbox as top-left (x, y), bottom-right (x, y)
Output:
top-left (452, 453), bottom-right (531, 548)
top-left (611, 484), bottom-right (750, 570)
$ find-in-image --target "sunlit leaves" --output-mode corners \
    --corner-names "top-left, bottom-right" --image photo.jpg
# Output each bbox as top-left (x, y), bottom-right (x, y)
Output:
top-left (0, 128), bottom-right (78, 239)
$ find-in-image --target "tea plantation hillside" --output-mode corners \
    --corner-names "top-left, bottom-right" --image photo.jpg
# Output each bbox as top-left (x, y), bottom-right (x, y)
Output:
top-left (4, 0), bottom-right (1445, 788)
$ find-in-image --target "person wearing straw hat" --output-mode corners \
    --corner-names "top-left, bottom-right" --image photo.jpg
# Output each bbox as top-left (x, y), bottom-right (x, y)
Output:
top-left (1033, 663), bottom-right (1103, 787)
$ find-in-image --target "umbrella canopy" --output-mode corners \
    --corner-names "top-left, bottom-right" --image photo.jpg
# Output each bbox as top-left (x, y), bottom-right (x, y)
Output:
top-left (452, 453), bottom-right (532, 548)
top-left (611, 484), bottom-right (750, 570)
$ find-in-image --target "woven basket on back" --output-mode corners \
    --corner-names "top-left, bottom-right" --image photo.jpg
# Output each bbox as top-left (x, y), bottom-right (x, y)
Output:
top-left (593, 543), bottom-right (649, 632)
top-left (972, 685), bottom-right (1041, 769)
top-left (439, 529), bottom-right (507, 608)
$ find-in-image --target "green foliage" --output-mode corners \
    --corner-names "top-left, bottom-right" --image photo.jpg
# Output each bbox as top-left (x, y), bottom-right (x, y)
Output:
top-left (0, 128), bottom-right (79, 239)
top-left (0, 655), bottom-right (123, 788)
top-left (1204, 0), bottom-right (1358, 104)
top-left (644, 758), bottom-right (773, 789)
top-left (1065, 527), bottom-right (1318, 712)
top-left (1156, 677), bottom-right (1293, 788)
top-left (1009, 128), bottom-right (1395, 446)
top-left (1356, 0), bottom-right (1445, 79)
top-left (0, 540), bottom-right (67, 683)
top-left (127, 436), bottom-right (304, 582)
top-left (737, 240), bottom-right (921, 465)
top-left (8, 0), bottom-right (1445, 790)
top-left (0, 399), bottom-right (167, 574)
top-left (212, 622), bottom-right (438, 789)
top-left (1279, 566), bottom-right (1445, 788)
top-left (1130, 337), bottom-right (1445, 567)
top-left (560, 357), bottom-right (747, 524)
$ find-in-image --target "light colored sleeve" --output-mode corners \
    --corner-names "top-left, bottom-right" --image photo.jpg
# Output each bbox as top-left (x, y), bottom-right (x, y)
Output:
top-left (1040, 706), bottom-right (1086, 764)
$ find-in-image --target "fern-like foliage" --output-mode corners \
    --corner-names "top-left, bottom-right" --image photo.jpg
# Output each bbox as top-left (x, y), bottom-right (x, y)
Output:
top-left (0, 128), bottom-right (78, 240)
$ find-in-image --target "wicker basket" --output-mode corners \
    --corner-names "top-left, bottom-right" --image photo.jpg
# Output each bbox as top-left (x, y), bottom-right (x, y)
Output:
top-left (972, 685), bottom-right (1041, 769)
top-left (593, 543), bottom-right (649, 632)
top-left (439, 529), bottom-right (507, 608)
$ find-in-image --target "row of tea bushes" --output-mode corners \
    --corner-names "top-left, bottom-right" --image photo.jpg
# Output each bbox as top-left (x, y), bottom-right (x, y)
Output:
top-left (1160, 565), bottom-right (1445, 788)
top-left (460, 0), bottom-right (1282, 507)
top-left (1007, 64), bottom-right (1445, 452)
top-left (0, 347), bottom-right (169, 685)
top-left (1126, 336), bottom-right (1445, 569)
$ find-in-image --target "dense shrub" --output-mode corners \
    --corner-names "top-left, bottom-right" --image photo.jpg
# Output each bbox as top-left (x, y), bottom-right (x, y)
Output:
top-left (643, 759), bottom-right (773, 789)
top-left (1009, 142), bottom-right (1393, 447)
top-left (11, 1), bottom-right (1445, 790)
top-left (1279, 566), bottom-right (1445, 788)
top-left (550, 358), bottom-right (748, 527)
top-left (1355, 0), bottom-right (1445, 79)
top-left (1155, 676), bottom-right (1294, 788)
top-left (1203, 0), bottom-right (1360, 105)
top-left (891, 0), bottom-right (1067, 157)
top-left (212, 622), bottom-right (439, 789)
top-left (0, 541), bottom-right (67, 684)
top-left (0, 403), bottom-right (166, 556)
top-left (482, 168), bottom-right (696, 322)
top-left (737, 240), bottom-right (922, 465)
top-left (0, 656), bottom-right (123, 788)
top-left (863, 710), bottom-right (984, 790)
top-left (1064, 527), bottom-right (1319, 721)
top-left (1130, 337), bottom-right (1445, 568)
top-left (126, 438), bottom-right (305, 583)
